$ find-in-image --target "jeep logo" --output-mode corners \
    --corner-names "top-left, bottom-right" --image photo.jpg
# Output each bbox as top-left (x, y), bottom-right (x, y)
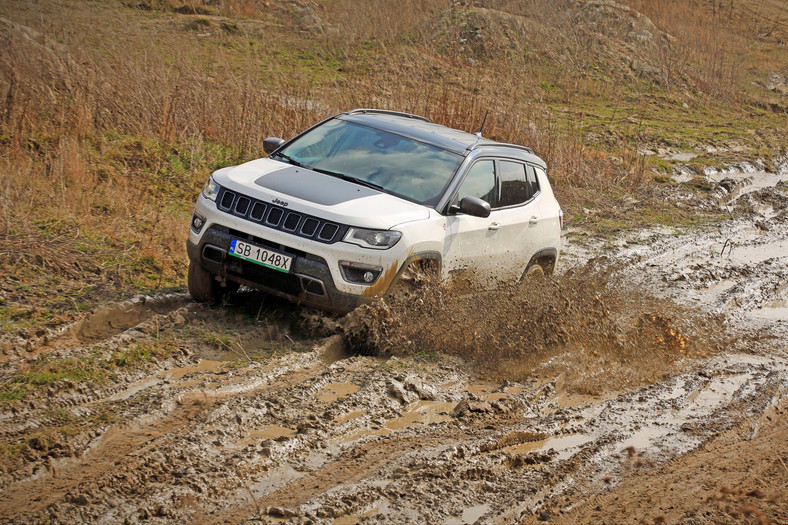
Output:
top-left (272, 198), bottom-right (289, 207)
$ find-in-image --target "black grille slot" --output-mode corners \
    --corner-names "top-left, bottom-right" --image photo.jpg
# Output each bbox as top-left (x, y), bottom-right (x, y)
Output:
top-left (283, 212), bottom-right (301, 231)
top-left (235, 196), bottom-right (251, 216)
top-left (300, 218), bottom-right (319, 237)
top-left (267, 207), bottom-right (284, 226)
top-left (318, 223), bottom-right (339, 241)
top-left (250, 202), bottom-right (266, 221)
top-left (219, 191), bottom-right (235, 210)
top-left (231, 259), bottom-right (302, 296)
top-left (214, 188), bottom-right (346, 244)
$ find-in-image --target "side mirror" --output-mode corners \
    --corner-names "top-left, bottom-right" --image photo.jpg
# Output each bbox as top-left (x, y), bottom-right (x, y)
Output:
top-left (263, 137), bottom-right (285, 154)
top-left (450, 196), bottom-right (491, 218)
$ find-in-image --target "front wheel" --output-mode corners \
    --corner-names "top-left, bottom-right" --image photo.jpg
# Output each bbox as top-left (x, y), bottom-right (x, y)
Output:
top-left (188, 260), bottom-right (220, 302)
top-left (386, 259), bottom-right (439, 301)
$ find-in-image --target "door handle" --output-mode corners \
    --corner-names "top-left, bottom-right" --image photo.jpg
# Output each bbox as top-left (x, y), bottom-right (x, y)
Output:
top-left (529, 216), bottom-right (540, 225)
top-left (488, 222), bottom-right (501, 231)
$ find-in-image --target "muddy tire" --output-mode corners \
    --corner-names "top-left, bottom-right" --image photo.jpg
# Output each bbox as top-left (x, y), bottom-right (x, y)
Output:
top-left (386, 259), bottom-right (439, 302)
top-left (524, 263), bottom-right (546, 279)
top-left (188, 260), bottom-right (220, 302)
top-left (518, 263), bottom-right (546, 290)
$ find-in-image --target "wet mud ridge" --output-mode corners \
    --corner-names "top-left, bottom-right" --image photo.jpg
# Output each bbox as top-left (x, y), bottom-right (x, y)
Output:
top-left (0, 169), bottom-right (786, 524)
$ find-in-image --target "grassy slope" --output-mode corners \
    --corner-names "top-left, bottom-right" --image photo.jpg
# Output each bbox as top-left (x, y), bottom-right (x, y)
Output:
top-left (0, 0), bottom-right (786, 335)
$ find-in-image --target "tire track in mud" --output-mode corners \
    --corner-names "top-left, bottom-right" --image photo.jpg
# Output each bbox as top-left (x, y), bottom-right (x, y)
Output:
top-left (0, 397), bottom-right (206, 522)
top-left (0, 294), bottom-right (191, 366)
top-left (0, 360), bottom-right (329, 523)
top-left (209, 411), bottom-right (525, 525)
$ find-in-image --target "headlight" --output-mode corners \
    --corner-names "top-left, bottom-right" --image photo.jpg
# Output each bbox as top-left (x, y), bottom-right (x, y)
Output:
top-left (343, 227), bottom-right (402, 249)
top-left (201, 176), bottom-right (221, 202)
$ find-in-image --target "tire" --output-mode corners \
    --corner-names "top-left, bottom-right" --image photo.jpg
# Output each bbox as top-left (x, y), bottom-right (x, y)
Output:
top-left (518, 263), bottom-right (546, 290)
top-left (524, 263), bottom-right (545, 279)
top-left (188, 260), bottom-right (220, 302)
top-left (386, 259), bottom-right (438, 301)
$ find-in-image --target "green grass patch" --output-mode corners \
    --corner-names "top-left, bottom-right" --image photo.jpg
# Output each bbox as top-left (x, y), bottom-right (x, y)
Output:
top-left (0, 337), bottom-right (183, 404)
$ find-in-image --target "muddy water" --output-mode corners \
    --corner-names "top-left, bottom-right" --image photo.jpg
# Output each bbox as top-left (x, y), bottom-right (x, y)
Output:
top-left (707, 168), bottom-right (788, 209)
top-left (316, 382), bottom-right (359, 403)
top-left (502, 433), bottom-right (596, 459)
top-left (246, 425), bottom-right (297, 440)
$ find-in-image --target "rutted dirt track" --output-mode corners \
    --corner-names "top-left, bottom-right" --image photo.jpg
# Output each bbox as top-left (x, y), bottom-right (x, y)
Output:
top-left (1, 168), bottom-right (786, 524)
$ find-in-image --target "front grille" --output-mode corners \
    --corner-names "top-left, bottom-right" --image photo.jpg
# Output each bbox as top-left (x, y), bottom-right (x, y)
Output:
top-left (216, 188), bottom-right (347, 244)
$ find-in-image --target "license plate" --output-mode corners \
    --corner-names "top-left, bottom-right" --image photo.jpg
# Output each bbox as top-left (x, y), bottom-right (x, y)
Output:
top-left (229, 239), bottom-right (293, 273)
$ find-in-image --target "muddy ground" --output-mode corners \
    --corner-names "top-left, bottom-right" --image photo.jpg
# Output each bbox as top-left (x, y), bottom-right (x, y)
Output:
top-left (1, 164), bottom-right (786, 524)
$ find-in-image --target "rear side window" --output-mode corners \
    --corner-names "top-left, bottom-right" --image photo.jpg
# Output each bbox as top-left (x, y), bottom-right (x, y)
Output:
top-left (498, 161), bottom-right (530, 207)
top-left (526, 164), bottom-right (540, 197)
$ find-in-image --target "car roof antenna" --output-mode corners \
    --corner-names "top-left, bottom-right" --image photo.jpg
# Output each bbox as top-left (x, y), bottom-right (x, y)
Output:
top-left (473, 110), bottom-right (489, 138)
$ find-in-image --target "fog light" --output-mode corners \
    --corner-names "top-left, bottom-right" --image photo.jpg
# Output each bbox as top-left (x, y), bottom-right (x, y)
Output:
top-left (339, 261), bottom-right (383, 285)
top-left (191, 213), bottom-right (206, 233)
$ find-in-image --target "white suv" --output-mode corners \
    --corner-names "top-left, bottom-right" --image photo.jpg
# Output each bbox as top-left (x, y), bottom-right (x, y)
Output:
top-left (187, 109), bottom-right (562, 313)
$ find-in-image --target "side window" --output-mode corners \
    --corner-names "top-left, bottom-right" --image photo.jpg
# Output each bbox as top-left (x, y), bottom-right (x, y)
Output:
top-left (457, 160), bottom-right (497, 208)
top-left (498, 161), bottom-right (530, 207)
top-left (527, 164), bottom-right (541, 197)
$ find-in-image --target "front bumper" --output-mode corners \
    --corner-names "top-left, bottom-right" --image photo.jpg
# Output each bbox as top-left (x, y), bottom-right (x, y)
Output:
top-left (187, 225), bottom-right (369, 314)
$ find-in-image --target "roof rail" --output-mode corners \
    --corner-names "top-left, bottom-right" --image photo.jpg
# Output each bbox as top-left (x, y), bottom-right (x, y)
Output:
top-left (467, 141), bottom-right (534, 155)
top-left (346, 108), bottom-right (431, 123)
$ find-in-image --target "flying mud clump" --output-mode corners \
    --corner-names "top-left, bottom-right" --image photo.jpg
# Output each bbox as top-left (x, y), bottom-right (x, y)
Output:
top-left (343, 259), bottom-right (733, 393)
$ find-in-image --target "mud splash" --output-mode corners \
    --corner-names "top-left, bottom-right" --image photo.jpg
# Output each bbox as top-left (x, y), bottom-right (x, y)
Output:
top-left (344, 260), bottom-right (732, 393)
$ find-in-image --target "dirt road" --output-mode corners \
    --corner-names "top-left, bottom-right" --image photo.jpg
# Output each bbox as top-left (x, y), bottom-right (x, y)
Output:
top-left (1, 166), bottom-right (786, 524)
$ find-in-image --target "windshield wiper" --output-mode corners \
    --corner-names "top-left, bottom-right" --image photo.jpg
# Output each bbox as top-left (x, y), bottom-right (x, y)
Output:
top-left (310, 167), bottom-right (386, 192)
top-left (274, 152), bottom-right (305, 168)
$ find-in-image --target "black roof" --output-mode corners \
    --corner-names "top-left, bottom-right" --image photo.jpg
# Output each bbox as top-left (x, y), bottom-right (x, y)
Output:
top-left (338, 109), bottom-right (534, 157)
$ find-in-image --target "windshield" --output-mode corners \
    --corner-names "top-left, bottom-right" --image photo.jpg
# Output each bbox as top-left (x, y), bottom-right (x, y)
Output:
top-left (276, 118), bottom-right (463, 206)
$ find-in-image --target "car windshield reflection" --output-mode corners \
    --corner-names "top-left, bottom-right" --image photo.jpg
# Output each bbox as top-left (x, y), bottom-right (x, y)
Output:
top-left (278, 119), bottom-right (462, 206)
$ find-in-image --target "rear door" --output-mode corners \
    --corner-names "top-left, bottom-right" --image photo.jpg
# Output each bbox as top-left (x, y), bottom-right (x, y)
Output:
top-left (490, 160), bottom-right (543, 280)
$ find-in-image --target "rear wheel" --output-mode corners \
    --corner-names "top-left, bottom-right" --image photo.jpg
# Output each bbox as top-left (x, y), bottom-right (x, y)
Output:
top-left (524, 263), bottom-right (545, 279)
top-left (188, 260), bottom-right (220, 302)
top-left (518, 262), bottom-right (546, 291)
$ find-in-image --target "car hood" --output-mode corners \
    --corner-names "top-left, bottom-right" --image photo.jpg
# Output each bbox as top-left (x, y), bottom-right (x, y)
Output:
top-left (213, 158), bottom-right (431, 229)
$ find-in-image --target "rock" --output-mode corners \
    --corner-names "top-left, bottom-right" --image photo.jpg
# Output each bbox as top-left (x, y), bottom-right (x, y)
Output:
top-left (452, 399), bottom-right (470, 417)
top-left (387, 380), bottom-right (416, 404)
top-left (629, 59), bottom-right (662, 79)
top-left (404, 378), bottom-right (437, 401)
